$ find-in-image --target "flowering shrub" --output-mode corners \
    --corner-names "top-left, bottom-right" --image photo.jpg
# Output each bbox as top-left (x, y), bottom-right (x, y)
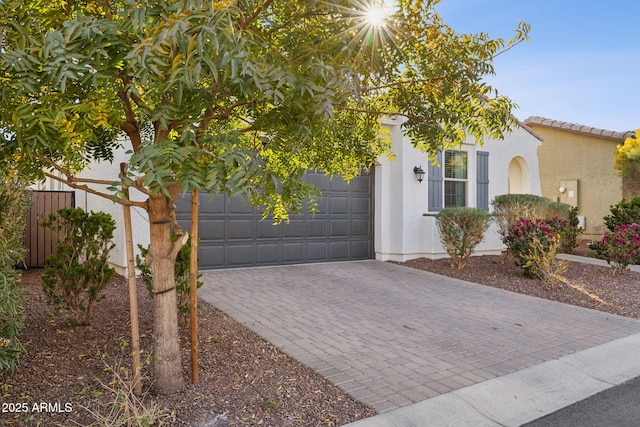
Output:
top-left (503, 217), bottom-right (567, 282)
top-left (492, 195), bottom-right (580, 254)
top-left (436, 207), bottom-right (491, 269)
top-left (599, 223), bottom-right (640, 274)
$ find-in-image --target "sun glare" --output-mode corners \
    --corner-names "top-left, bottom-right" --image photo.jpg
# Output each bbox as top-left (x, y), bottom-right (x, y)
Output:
top-left (365, 5), bottom-right (388, 27)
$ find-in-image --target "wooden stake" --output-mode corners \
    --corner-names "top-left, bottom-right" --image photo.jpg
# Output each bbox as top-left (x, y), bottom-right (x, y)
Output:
top-left (121, 163), bottom-right (142, 395)
top-left (190, 189), bottom-right (199, 383)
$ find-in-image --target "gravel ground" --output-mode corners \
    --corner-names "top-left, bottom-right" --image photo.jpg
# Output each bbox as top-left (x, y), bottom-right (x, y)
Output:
top-left (1, 270), bottom-right (374, 427)
top-left (396, 242), bottom-right (640, 320)
top-left (3, 241), bottom-right (639, 426)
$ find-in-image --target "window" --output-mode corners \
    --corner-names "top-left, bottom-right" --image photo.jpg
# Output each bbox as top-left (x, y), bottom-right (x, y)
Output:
top-left (444, 150), bottom-right (467, 208)
top-left (428, 150), bottom-right (487, 212)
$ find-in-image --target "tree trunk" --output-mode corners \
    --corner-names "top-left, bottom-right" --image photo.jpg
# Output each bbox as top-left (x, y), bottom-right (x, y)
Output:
top-left (146, 193), bottom-right (184, 394)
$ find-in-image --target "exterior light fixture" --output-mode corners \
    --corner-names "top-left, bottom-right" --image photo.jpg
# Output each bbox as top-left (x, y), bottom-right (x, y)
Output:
top-left (413, 166), bottom-right (425, 183)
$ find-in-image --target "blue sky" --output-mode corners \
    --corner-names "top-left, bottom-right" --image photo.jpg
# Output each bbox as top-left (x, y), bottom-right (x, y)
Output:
top-left (434, 0), bottom-right (640, 132)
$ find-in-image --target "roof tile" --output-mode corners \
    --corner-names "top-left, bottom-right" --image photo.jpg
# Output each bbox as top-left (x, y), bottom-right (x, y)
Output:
top-left (524, 116), bottom-right (634, 141)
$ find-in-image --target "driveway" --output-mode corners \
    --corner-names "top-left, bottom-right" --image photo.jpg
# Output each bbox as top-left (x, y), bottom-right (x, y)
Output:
top-left (199, 260), bottom-right (640, 414)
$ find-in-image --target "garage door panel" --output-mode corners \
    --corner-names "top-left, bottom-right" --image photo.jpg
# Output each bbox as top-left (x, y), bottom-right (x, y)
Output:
top-left (229, 197), bottom-right (253, 214)
top-left (351, 219), bottom-right (371, 237)
top-left (200, 194), bottom-right (225, 214)
top-left (229, 245), bottom-right (254, 266)
top-left (200, 219), bottom-right (224, 240)
top-left (307, 220), bottom-right (327, 237)
top-left (330, 241), bottom-right (349, 259)
top-left (229, 220), bottom-right (253, 239)
top-left (352, 197), bottom-right (370, 215)
top-left (351, 175), bottom-right (371, 193)
top-left (283, 243), bottom-right (304, 263)
top-left (282, 220), bottom-right (304, 237)
top-left (199, 245), bottom-right (225, 269)
top-left (330, 178), bottom-right (349, 192)
top-left (257, 244), bottom-right (280, 264)
top-left (307, 242), bottom-right (328, 260)
top-left (257, 221), bottom-right (281, 238)
top-left (330, 197), bottom-right (349, 214)
top-left (176, 170), bottom-right (373, 269)
top-left (330, 220), bottom-right (349, 237)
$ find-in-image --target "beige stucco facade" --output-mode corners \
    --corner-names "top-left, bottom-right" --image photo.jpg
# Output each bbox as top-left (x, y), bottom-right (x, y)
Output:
top-left (525, 116), bottom-right (633, 240)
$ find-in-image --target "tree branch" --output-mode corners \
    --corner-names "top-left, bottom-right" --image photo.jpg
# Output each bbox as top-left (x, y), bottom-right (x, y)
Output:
top-left (240, 0), bottom-right (275, 29)
top-left (42, 170), bottom-right (148, 209)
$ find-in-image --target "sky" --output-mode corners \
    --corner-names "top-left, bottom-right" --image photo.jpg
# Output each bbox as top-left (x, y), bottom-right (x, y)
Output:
top-left (434, 0), bottom-right (640, 132)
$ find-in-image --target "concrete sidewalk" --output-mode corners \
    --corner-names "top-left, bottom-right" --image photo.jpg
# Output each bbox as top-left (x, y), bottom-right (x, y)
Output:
top-left (199, 260), bottom-right (640, 425)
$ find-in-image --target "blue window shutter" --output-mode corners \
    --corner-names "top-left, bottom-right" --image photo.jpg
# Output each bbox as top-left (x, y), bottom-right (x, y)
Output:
top-left (476, 151), bottom-right (490, 211)
top-left (428, 151), bottom-right (443, 212)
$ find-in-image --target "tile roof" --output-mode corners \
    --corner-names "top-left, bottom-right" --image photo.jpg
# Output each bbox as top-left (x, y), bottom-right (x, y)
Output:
top-left (524, 116), bottom-right (635, 141)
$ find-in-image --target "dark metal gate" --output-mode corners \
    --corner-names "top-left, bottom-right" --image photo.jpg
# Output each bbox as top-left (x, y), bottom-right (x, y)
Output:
top-left (23, 191), bottom-right (75, 268)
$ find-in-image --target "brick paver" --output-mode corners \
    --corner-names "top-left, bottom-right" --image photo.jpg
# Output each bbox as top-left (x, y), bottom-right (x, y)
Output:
top-left (199, 260), bottom-right (640, 413)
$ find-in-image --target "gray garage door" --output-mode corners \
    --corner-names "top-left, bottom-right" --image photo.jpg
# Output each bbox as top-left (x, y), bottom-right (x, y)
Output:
top-left (175, 171), bottom-right (373, 269)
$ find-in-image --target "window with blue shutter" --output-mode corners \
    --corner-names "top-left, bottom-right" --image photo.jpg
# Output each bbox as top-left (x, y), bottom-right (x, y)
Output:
top-left (428, 151), bottom-right (443, 212)
top-left (476, 151), bottom-right (490, 211)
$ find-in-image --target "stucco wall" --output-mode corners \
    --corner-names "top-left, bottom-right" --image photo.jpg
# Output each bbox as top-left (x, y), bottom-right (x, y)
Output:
top-left (375, 118), bottom-right (542, 261)
top-left (530, 125), bottom-right (623, 239)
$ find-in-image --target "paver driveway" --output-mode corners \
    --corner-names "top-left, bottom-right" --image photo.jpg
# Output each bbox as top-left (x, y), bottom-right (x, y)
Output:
top-left (199, 260), bottom-right (640, 413)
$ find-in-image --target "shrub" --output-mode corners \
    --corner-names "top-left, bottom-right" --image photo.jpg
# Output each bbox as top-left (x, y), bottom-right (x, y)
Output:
top-left (603, 196), bottom-right (640, 232)
top-left (491, 194), bottom-right (552, 237)
top-left (40, 208), bottom-right (116, 326)
top-left (492, 194), bottom-right (581, 254)
top-left (545, 212), bottom-right (581, 254)
top-left (598, 223), bottom-right (640, 274)
top-left (520, 235), bottom-right (568, 288)
top-left (0, 178), bottom-right (31, 373)
top-left (136, 239), bottom-right (202, 325)
top-left (503, 217), bottom-right (567, 282)
top-left (436, 207), bottom-right (492, 269)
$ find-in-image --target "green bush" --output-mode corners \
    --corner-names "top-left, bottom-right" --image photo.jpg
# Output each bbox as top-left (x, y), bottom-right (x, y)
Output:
top-left (136, 239), bottom-right (202, 326)
top-left (40, 208), bottom-right (116, 326)
top-left (491, 194), bottom-right (551, 237)
top-left (436, 207), bottom-right (492, 269)
top-left (502, 217), bottom-right (567, 283)
top-left (0, 178), bottom-right (31, 373)
top-left (603, 196), bottom-right (640, 232)
top-left (491, 194), bottom-right (581, 253)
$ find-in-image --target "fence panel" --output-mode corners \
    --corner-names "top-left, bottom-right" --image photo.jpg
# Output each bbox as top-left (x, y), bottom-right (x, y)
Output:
top-left (23, 191), bottom-right (75, 268)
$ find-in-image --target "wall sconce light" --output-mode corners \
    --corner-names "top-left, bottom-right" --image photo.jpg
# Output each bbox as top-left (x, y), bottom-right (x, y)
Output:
top-left (413, 166), bottom-right (425, 183)
top-left (559, 186), bottom-right (566, 193)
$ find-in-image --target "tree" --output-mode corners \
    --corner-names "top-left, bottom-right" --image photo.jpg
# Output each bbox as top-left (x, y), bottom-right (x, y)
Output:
top-left (0, 0), bottom-right (528, 393)
top-left (614, 130), bottom-right (640, 177)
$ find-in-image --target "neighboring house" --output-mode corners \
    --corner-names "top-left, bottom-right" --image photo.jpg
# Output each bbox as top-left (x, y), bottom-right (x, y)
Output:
top-left (37, 118), bottom-right (543, 271)
top-left (524, 116), bottom-right (635, 241)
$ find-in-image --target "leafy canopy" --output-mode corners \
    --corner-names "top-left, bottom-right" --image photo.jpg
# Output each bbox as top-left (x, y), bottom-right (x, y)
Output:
top-left (0, 0), bottom-right (529, 218)
top-left (614, 130), bottom-right (640, 178)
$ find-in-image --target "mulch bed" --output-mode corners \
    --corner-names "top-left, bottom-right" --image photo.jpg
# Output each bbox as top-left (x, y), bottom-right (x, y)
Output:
top-left (1, 270), bottom-right (374, 426)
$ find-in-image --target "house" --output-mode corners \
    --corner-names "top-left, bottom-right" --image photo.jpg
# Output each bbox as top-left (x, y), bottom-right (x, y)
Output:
top-left (524, 116), bottom-right (635, 241)
top-left (35, 118), bottom-right (543, 271)
top-left (374, 116), bottom-right (542, 261)
top-left (171, 117), bottom-right (542, 268)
